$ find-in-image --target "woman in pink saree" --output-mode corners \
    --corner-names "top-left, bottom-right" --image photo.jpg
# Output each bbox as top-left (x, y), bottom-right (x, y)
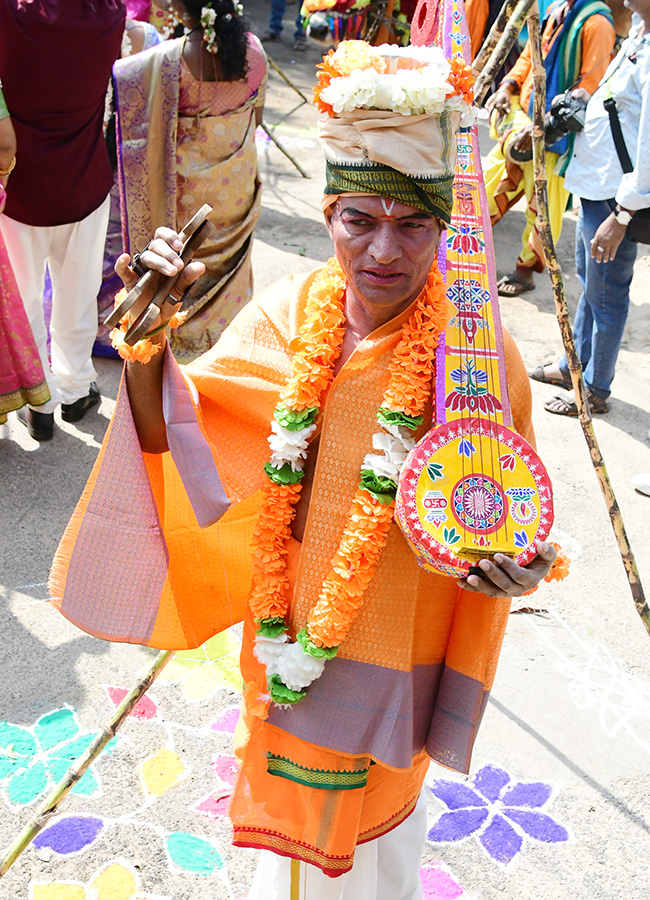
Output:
top-left (114, 0), bottom-right (267, 361)
top-left (0, 86), bottom-right (49, 426)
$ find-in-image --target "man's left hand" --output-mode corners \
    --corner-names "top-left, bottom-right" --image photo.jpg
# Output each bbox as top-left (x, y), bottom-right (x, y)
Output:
top-left (590, 213), bottom-right (626, 264)
top-left (511, 124), bottom-right (533, 153)
top-left (456, 541), bottom-right (557, 597)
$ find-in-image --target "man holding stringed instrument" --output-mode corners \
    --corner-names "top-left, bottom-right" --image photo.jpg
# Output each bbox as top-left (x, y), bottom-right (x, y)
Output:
top-left (51, 26), bottom-right (561, 900)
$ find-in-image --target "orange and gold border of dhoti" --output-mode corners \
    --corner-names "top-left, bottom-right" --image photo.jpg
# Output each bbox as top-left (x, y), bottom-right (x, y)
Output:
top-left (232, 792), bottom-right (419, 877)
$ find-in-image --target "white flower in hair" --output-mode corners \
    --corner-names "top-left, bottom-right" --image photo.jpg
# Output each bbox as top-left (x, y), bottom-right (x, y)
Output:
top-left (201, 3), bottom-right (219, 53)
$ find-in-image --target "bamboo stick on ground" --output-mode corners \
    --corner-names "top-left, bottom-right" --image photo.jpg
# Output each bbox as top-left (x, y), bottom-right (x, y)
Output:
top-left (260, 122), bottom-right (310, 179)
top-left (0, 649), bottom-right (175, 878)
top-left (473, 0), bottom-right (537, 107)
top-left (473, 0), bottom-right (518, 77)
top-left (266, 54), bottom-right (310, 104)
top-left (527, 9), bottom-right (650, 634)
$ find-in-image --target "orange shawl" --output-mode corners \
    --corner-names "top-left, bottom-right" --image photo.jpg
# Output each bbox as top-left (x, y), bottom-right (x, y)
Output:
top-left (50, 268), bottom-right (535, 876)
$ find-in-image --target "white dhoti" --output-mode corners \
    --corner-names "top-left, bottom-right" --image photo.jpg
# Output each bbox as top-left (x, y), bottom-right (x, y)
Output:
top-left (248, 790), bottom-right (428, 900)
top-left (0, 194), bottom-right (110, 411)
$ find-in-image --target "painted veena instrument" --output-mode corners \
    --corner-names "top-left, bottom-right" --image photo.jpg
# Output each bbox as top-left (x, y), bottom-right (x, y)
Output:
top-left (395, 0), bottom-right (554, 578)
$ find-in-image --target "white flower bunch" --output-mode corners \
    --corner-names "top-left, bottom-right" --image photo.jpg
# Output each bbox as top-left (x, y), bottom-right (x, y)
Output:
top-left (267, 421), bottom-right (317, 472)
top-left (254, 634), bottom-right (326, 692)
top-left (362, 430), bottom-right (414, 482)
top-left (319, 58), bottom-right (472, 119)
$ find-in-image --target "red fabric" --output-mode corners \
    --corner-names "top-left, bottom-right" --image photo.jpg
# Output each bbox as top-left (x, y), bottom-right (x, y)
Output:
top-left (0, 0), bottom-right (125, 226)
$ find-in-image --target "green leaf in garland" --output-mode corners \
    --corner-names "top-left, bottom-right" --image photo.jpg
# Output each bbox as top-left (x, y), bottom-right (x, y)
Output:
top-left (296, 628), bottom-right (339, 659)
top-left (274, 405), bottom-right (318, 432)
top-left (359, 469), bottom-right (397, 497)
top-left (268, 675), bottom-right (306, 705)
top-left (359, 486), bottom-right (395, 506)
top-left (264, 462), bottom-right (305, 485)
top-left (377, 408), bottom-right (423, 431)
top-left (257, 617), bottom-right (288, 638)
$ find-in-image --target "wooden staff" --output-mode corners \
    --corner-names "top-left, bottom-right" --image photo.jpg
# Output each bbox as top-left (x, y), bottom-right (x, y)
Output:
top-left (0, 650), bottom-right (175, 878)
top-left (473, 0), bottom-right (518, 76)
top-left (527, 9), bottom-right (650, 634)
top-left (473, 0), bottom-right (537, 107)
top-left (266, 54), bottom-right (310, 105)
top-left (260, 122), bottom-right (310, 179)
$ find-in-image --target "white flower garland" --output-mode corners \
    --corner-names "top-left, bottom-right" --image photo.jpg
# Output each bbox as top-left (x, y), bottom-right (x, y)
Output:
top-left (254, 633), bottom-right (326, 693)
top-left (268, 421), bottom-right (317, 472)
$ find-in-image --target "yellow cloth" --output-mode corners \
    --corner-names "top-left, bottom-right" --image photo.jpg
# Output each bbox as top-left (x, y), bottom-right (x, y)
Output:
top-left (483, 99), bottom-right (569, 271)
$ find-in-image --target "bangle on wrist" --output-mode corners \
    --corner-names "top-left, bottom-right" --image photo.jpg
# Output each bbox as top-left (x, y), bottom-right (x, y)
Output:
top-left (0, 156), bottom-right (16, 176)
top-left (499, 79), bottom-right (518, 94)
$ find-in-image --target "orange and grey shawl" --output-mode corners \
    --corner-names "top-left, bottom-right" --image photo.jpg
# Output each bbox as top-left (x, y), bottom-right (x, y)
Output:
top-left (50, 270), bottom-right (535, 876)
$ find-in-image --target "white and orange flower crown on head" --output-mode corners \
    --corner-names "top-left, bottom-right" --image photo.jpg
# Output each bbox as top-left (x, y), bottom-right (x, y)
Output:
top-left (315, 40), bottom-right (474, 222)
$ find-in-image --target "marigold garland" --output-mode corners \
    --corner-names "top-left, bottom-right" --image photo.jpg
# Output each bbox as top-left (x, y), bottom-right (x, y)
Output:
top-left (250, 258), bottom-right (451, 704)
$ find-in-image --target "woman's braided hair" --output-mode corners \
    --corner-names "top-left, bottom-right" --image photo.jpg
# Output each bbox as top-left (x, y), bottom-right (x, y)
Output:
top-left (180, 0), bottom-right (250, 81)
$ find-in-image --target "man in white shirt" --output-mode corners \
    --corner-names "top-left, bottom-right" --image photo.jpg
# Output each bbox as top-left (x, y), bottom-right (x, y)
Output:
top-left (529, 4), bottom-right (650, 417)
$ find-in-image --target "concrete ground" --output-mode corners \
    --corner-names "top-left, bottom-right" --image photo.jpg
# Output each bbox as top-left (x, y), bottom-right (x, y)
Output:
top-left (1, 5), bottom-right (650, 899)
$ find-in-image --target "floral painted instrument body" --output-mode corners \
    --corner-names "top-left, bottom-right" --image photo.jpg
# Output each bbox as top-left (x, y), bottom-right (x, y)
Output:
top-left (394, 0), bottom-right (554, 577)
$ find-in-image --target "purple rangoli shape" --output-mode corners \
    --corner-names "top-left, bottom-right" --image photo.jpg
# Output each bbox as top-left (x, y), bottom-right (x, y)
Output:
top-left (33, 816), bottom-right (104, 854)
top-left (427, 763), bottom-right (569, 866)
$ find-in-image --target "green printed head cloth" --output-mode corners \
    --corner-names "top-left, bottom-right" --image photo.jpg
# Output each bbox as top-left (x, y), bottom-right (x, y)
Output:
top-left (316, 42), bottom-right (472, 224)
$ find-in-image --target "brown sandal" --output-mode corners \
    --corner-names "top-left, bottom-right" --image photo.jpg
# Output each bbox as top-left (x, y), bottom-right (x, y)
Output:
top-left (544, 390), bottom-right (609, 417)
top-left (528, 364), bottom-right (572, 390)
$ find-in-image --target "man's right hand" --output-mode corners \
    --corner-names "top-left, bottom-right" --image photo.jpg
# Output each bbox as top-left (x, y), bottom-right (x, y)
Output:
top-left (486, 87), bottom-right (514, 116)
top-left (118, 227), bottom-right (205, 454)
top-left (115, 226), bottom-right (205, 338)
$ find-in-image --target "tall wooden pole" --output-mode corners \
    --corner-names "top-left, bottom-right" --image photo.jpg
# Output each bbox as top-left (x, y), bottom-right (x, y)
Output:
top-left (473, 0), bottom-right (518, 76)
top-left (473, 0), bottom-right (537, 106)
top-left (527, 8), bottom-right (650, 634)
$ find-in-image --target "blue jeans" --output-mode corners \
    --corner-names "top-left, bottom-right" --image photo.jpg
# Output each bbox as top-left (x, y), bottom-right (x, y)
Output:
top-left (269, 0), bottom-right (305, 37)
top-left (559, 198), bottom-right (637, 399)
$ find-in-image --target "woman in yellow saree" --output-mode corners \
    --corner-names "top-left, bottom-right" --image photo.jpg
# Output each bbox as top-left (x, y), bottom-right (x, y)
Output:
top-left (114, 0), bottom-right (267, 361)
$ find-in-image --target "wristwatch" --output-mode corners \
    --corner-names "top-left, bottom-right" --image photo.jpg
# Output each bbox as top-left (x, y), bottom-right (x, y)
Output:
top-left (614, 206), bottom-right (634, 226)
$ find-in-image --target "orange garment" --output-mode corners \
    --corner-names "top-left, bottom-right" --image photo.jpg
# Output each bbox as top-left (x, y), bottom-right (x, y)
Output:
top-left (51, 268), bottom-right (535, 877)
top-left (465, 0), bottom-right (490, 59)
top-left (505, 11), bottom-right (615, 111)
